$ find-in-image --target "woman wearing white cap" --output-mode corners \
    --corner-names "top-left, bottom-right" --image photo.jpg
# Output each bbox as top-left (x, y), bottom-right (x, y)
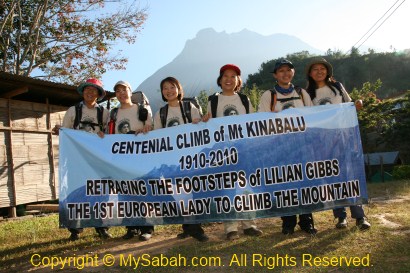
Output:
top-left (110, 80), bottom-right (155, 240)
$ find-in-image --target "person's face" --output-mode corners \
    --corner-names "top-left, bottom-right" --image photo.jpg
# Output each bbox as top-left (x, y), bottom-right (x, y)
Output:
top-left (273, 65), bottom-right (294, 86)
top-left (122, 124), bottom-right (130, 133)
top-left (115, 85), bottom-right (131, 104)
top-left (309, 64), bottom-right (328, 84)
top-left (220, 69), bottom-right (239, 93)
top-left (82, 86), bottom-right (99, 105)
top-left (162, 81), bottom-right (179, 102)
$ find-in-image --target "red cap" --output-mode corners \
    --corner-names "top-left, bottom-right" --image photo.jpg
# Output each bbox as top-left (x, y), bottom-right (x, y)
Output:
top-left (220, 64), bottom-right (241, 76)
top-left (77, 78), bottom-right (106, 100)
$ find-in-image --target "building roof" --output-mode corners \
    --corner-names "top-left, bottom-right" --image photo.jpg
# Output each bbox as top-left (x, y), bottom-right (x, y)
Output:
top-left (364, 151), bottom-right (400, 165)
top-left (0, 72), bottom-right (114, 107)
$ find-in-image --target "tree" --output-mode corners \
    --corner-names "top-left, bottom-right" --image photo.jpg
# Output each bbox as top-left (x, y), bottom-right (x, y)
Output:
top-left (241, 84), bottom-right (261, 111)
top-left (0, 0), bottom-right (147, 84)
top-left (197, 90), bottom-right (209, 115)
top-left (350, 80), bottom-right (392, 152)
top-left (350, 46), bottom-right (360, 57)
top-left (384, 91), bottom-right (410, 162)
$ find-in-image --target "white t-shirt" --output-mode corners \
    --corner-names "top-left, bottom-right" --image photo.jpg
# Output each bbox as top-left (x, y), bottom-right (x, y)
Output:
top-left (111, 104), bottom-right (153, 134)
top-left (311, 84), bottom-right (351, 106)
top-left (62, 102), bottom-right (109, 133)
top-left (153, 103), bottom-right (201, 129)
top-left (206, 93), bottom-right (254, 118)
top-left (258, 88), bottom-right (313, 112)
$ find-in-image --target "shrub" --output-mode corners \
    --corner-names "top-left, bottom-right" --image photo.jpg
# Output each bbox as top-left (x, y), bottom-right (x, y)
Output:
top-left (392, 165), bottom-right (410, 179)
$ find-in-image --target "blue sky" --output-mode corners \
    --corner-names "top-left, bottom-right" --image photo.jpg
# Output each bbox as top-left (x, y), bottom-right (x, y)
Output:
top-left (101, 0), bottom-right (409, 92)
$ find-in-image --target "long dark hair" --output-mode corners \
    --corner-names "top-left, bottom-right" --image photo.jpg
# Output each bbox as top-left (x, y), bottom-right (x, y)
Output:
top-left (306, 75), bottom-right (343, 101)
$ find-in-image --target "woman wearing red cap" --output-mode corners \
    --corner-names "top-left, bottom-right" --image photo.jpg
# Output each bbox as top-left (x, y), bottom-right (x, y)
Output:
top-left (305, 57), bottom-right (370, 231)
top-left (205, 64), bottom-right (263, 240)
top-left (56, 78), bottom-right (112, 240)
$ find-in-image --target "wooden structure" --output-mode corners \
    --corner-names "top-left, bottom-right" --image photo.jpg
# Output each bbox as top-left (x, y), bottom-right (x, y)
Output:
top-left (0, 72), bottom-right (101, 217)
top-left (364, 151), bottom-right (401, 182)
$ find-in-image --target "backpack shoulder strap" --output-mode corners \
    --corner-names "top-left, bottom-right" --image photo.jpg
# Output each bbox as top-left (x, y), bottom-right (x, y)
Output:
top-left (110, 108), bottom-right (119, 121)
top-left (96, 105), bottom-right (104, 131)
top-left (208, 93), bottom-right (219, 118)
top-left (237, 93), bottom-right (250, 114)
top-left (183, 101), bottom-right (192, 123)
top-left (333, 82), bottom-right (346, 102)
top-left (73, 102), bottom-right (83, 129)
top-left (294, 86), bottom-right (302, 96)
top-left (269, 89), bottom-right (277, 112)
top-left (294, 86), bottom-right (304, 102)
top-left (159, 105), bottom-right (169, 128)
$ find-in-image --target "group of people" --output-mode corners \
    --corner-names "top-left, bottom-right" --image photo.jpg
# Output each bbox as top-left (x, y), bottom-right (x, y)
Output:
top-left (57, 57), bottom-right (371, 242)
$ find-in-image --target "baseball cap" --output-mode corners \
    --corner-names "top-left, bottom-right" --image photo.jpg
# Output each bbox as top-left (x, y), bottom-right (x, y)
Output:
top-left (271, 59), bottom-right (295, 73)
top-left (220, 64), bottom-right (241, 75)
top-left (113, 80), bottom-right (132, 92)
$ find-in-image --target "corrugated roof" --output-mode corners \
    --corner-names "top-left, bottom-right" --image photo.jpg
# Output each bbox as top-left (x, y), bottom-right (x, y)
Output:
top-left (0, 72), bottom-right (114, 106)
top-left (364, 151), bottom-right (400, 165)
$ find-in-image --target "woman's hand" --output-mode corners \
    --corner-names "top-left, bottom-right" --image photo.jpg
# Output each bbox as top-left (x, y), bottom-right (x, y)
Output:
top-left (201, 112), bottom-right (211, 122)
top-left (52, 125), bottom-right (61, 135)
top-left (355, 100), bottom-right (363, 111)
top-left (135, 124), bottom-right (152, 135)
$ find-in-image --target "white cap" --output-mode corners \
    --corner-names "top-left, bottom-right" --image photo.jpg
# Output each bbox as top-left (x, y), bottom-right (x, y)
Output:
top-left (113, 80), bottom-right (132, 92)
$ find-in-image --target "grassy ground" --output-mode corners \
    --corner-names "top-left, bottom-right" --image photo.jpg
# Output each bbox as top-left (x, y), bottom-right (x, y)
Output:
top-left (1, 180), bottom-right (409, 273)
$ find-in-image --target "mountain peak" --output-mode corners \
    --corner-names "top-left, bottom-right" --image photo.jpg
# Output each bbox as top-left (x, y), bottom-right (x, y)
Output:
top-left (137, 28), bottom-right (323, 112)
top-left (195, 27), bottom-right (217, 37)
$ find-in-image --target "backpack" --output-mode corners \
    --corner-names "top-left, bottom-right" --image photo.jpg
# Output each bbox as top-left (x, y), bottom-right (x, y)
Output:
top-left (182, 97), bottom-right (203, 116)
top-left (270, 86), bottom-right (303, 112)
top-left (73, 102), bottom-right (104, 131)
top-left (159, 97), bottom-right (202, 128)
top-left (208, 92), bottom-right (249, 118)
top-left (108, 91), bottom-right (150, 133)
top-left (131, 91), bottom-right (150, 122)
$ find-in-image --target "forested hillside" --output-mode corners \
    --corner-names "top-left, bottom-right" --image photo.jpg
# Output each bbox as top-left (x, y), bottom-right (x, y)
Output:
top-left (245, 49), bottom-right (410, 99)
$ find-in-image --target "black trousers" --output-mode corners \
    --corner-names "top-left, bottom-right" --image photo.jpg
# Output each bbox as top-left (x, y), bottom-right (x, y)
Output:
top-left (68, 227), bottom-right (108, 235)
top-left (281, 213), bottom-right (314, 230)
top-left (126, 226), bottom-right (154, 234)
top-left (182, 224), bottom-right (204, 235)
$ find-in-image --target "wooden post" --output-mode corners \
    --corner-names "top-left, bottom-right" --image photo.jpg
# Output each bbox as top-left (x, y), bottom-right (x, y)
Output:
top-left (7, 99), bottom-right (17, 218)
top-left (380, 155), bottom-right (384, 182)
top-left (46, 98), bottom-right (57, 199)
top-left (366, 154), bottom-right (371, 183)
top-left (8, 207), bottom-right (17, 218)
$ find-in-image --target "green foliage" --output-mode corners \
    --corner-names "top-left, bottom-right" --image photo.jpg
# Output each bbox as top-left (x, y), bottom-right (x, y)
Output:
top-left (0, 0), bottom-right (147, 84)
top-left (241, 84), bottom-right (262, 111)
top-left (383, 91), bottom-right (410, 161)
top-left (197, 90), bottom-right (210, 115)
top-left (392, 165), bottom-right (410, 179)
